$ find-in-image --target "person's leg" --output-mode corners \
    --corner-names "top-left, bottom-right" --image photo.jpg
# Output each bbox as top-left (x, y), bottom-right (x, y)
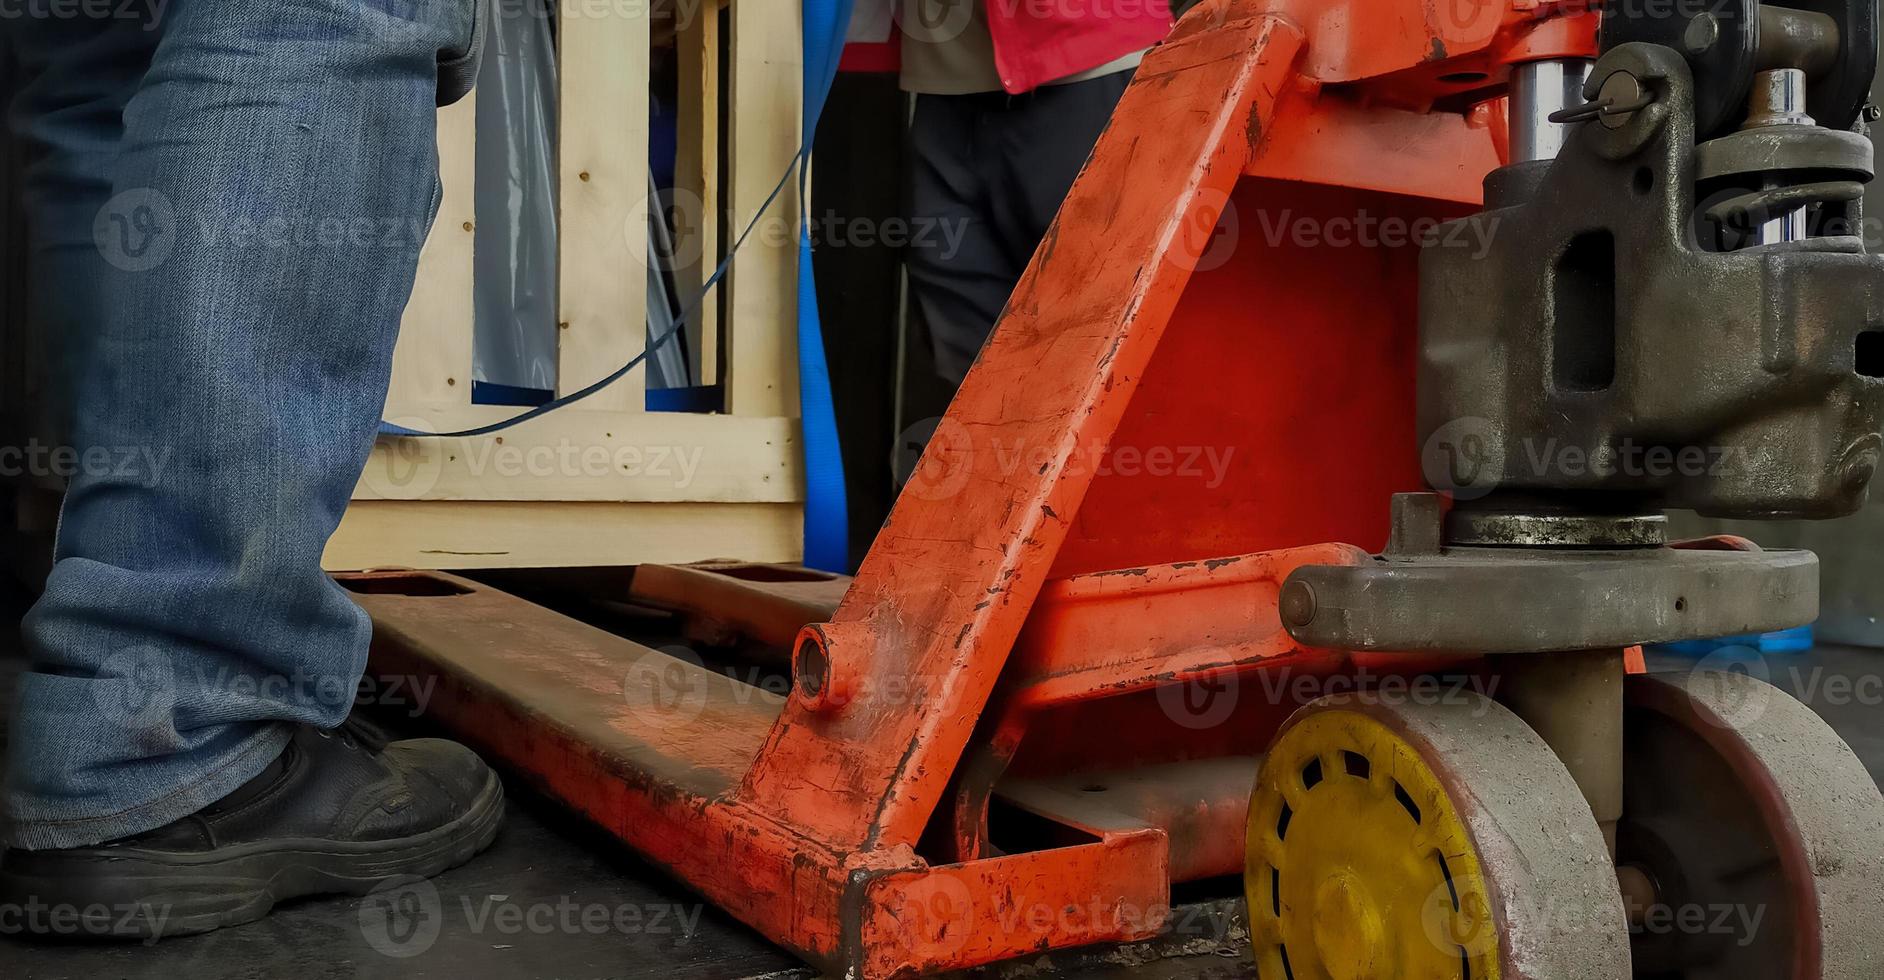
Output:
top-left (904, 92), bottom-right (1019, 385)
top-left (6, 8), bottom-right (163, 456)
top-left (989, 70), bottom-right (1133, 270)
top-left (3, 0), bottom-right (480, 848)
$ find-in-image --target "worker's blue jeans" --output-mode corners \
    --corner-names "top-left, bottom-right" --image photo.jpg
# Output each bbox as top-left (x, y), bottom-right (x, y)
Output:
top-left (3, 0), bottom-right (478, 848)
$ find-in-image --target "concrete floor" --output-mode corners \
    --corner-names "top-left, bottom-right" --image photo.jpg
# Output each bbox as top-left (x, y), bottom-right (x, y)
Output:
top-left (1, 567), bottom-right (1881, 979)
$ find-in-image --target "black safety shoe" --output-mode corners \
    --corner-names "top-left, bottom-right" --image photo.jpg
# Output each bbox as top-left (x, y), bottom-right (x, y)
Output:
top-left (0, 720), bottom-right (503, 940)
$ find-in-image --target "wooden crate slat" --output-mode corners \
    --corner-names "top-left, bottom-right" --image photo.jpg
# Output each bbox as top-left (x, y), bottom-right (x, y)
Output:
top-left (555, 0), bottom-right (651, 411)
top-left (355, 408), bottom-right (801, 503)
top-left (324, 500), bottom-right (803, 570)
top-left (724, 0), bottom-right (802, 418)
top-left (386, 92), bottom-right (478, 414)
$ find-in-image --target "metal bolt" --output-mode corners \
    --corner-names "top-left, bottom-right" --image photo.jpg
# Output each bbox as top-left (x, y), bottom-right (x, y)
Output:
top-left (1683, 13), bottom-right (1720, 57)
top-left (1279, 581), bottom-right (1318, 629)
top-left (1597, 72), bottom-right (1647, 130)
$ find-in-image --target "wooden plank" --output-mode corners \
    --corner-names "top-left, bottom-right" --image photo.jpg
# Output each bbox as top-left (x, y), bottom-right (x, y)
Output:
top-left (724, 0), bottom-right (801, 417)
top-left (556, 0), bottom-right (650, 411)
top-left (354, 407), bottom-right (802, 503)
top-left (325, 500), bottom-right (803, 570)
top-left (387, 92), bottom-right (477, 413)
top-left (674, 0), bottom-right (722, 387)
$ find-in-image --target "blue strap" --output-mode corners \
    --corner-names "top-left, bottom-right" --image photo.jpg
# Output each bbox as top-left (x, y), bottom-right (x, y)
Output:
top-left (796, 0), bottom-right (854, 572)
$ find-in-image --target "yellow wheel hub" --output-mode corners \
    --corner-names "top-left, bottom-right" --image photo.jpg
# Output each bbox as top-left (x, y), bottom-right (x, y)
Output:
top-left (1246, 709), bottom-right (1500, 980)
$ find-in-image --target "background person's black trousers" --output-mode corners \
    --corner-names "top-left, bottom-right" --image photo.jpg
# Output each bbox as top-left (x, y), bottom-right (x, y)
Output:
top-left (905, 72), bottom-right (1133, 384)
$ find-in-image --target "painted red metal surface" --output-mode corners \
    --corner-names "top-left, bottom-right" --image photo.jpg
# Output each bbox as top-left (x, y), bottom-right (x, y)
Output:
top-left (345, 1), bottom-right (1602, 974)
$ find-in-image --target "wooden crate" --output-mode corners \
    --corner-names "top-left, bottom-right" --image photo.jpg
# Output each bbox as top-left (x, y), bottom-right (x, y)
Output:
top-left (328, 0), bottom-right (809, 571)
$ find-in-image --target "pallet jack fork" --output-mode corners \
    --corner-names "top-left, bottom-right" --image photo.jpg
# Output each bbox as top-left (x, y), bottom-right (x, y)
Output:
top-left (348, 0), bottom-right (1884, 976)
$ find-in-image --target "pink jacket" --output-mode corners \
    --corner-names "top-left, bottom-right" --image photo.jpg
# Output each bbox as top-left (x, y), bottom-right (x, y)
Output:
top-left (984, 0), bottom-right (1172, 94)
top-left (841, 0), bottom-right (1174, 95)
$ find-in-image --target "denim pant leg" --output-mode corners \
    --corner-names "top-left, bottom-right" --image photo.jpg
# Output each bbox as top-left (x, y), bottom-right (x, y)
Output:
top-left (4, 0), bottom-right (477, 850)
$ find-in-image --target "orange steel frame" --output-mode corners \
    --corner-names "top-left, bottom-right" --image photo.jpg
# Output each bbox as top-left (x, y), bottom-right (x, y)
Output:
top-left (358, 2), bottom-right (1604, 976)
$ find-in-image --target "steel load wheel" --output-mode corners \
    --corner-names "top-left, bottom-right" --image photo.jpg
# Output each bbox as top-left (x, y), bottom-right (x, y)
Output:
top-left (1618, 671), bottom-right (1884, 979)
top-left (1245, 691), bottom-right (1629, 980)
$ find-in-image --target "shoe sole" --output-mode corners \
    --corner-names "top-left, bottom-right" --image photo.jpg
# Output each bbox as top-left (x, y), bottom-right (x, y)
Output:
top-left (0, 767), bottom-right (505, 941)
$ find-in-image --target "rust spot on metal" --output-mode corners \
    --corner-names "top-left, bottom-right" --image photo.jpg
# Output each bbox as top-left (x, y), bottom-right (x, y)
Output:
top-left (1042, 504), bottom-right (1059, 520)
top-left (1204, 557), bottom-right (1242, 570)
top-left (1427, 36), bottom-right (1448, 61)
top-left (954, 623), bottom-right (972, 648)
